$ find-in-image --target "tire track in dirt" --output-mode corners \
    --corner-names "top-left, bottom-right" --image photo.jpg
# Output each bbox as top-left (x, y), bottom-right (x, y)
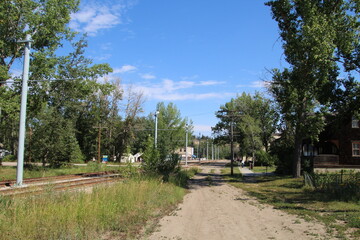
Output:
top-left (143, 161), bottom-right (333, 240)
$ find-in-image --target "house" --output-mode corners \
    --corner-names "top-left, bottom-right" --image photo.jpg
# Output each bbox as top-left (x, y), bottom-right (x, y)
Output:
top-left (302, 115), bottom-right (360, 168)
top-left (175, 147), bottom-right (194, 161)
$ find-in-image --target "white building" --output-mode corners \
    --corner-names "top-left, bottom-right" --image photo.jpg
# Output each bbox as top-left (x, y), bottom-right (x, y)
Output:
top-left (175, 147), bottom-right (194, 160)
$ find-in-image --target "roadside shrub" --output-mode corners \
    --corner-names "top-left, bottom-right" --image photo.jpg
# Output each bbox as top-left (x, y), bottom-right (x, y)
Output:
top-left (270, 134), bottom-right (294, 175)
top-left (169, 167), bottom-right (200, 187)
top-left (142, 136), bottom-right (180, 181)
top-left (255, 150), bottom-right (276, 167)
top-left (2, 155), bottom-right (16, 162)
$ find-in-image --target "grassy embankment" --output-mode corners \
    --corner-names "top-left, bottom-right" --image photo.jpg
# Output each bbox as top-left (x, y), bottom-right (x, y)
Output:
top-left (0, 166), bottom-right (199, 240)
top-left (0, 162), bottom-right (124, 181)
top-left (222, 166), bottom-right (360, 239)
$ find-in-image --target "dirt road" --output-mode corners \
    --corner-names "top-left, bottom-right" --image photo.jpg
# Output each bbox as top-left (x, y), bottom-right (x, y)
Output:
top-left (143, 161), bottom-right (333, 240)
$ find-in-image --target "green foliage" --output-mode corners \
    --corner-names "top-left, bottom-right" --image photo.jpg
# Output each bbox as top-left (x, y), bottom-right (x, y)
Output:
top-left (2, 155), bottom-right (16, 162)
top-left (0, 0), bottom-right (119, 166)
top-left (169, 167), bottom-right (200, 188)
top-left (213, 92), bottom-right (278, 160)
top-left (142, 136), bottom-right (161, 172)
top-left (29, 108), bottom-right (84, 165)
top-left (142, 136), bottom-right (181, 181)
top-left (270, 128), bottom-right (294, 175)
top-left (265, 0), bottom-right (360, 177)
top-left (255, 150), bottom-right (276, 167)
top-left (155, 102), bottom-right (188, 159)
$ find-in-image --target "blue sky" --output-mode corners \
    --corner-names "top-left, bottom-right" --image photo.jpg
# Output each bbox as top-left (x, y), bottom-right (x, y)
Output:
top-left (69, 0), bottom-right (287, 135)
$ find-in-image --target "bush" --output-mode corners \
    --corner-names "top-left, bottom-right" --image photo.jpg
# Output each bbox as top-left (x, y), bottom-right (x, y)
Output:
top-left (169, 167), bottom-right (200, 187)
top-left (270, 134), bottom-right (294, 175)
top-left (2, 154), bottom-right (16, 162)
top-left (141, 136), bottom-right (180, 181)
top-left (255, 150), bottom-right (276, 167)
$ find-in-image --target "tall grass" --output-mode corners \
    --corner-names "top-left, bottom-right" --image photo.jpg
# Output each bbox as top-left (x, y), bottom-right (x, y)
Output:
top-left (169, 167), bottom-right (200, 187)
top-left (0, 163), bottom-right (125, 181)
top-left (0, 176), bottom-right (186, 240)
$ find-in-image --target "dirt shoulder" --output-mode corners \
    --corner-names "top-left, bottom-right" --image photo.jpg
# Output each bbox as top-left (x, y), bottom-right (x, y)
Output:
top-left (142, 160), bottom-right (334, 240)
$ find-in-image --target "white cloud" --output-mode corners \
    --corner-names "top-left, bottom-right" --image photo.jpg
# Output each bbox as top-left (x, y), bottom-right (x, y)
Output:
top-left (140, 73), bottom-right (156, 79)
top-left (70, 1), bottom-right (135, 36)
top-left (237, 80), bottom-right (265, 88)
top-left (193, 125), bottom-right (213, 134)
top-left (94, 54), bottom-right (112, 61)
top-left (181, 75), bottom-right (199, 80)
top-left (113, 65), bottom-right (137, 74)
top-left (199, 80), bottom-right (226, 86)
top-left (126, 78), bottom-right (233, 101)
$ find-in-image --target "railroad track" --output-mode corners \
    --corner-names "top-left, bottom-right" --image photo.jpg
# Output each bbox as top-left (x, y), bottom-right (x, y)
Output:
top-left (0, 171), bottom-right (123, 197)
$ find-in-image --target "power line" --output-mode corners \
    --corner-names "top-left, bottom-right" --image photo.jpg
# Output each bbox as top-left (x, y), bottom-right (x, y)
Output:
top-left (0, 78), bottom-right (80, 84)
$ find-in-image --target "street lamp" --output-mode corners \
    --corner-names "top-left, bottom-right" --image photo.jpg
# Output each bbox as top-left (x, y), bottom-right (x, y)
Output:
top-left (16, 34), bottom-right (32, 187)
top-left (154, 110), bottom-right (159, 148)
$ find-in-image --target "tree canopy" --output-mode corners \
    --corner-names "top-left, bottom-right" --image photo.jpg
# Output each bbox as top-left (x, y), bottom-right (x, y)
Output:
top-left (266, 0), bottom-right (360, 177)
top-left (213, 92), bottom-right (278, 164)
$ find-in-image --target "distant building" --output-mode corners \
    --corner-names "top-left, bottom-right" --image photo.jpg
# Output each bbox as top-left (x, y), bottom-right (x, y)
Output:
top-left (175, 147), bottom-right (194, 160)
top-left (302, 115), bottom-right (360, 168)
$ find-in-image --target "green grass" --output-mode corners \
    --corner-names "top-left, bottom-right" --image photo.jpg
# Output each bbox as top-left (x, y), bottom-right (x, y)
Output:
top-left (221, 166), bottom-right (242, 181)
top-left (0, 162), bottom-right (127, 181)
top-left (0, 170), bottom-right (193, 240)
top-left (222, 167), bottom-right (360, 239)
top-left (251, 166), bottom-right (276, 173)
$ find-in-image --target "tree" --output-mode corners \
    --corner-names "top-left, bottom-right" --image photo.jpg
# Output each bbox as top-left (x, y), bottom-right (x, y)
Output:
top-left (0, 0), bottom-right (79, 82)
top-left (0, 0), bottom-right (115, 164)
top-left (153, 102), bottom-right (188, 161)
top-left (266, 0), bottom-right (360, 177)
top-left (115, 85), bottom-right (145, 159)
top-left (238, 114), bottom-right (262, 164)
top-left (29, 107), bottom-right (84, 166)
top-left (213, 92), bottom-right (278, 163)
top-left (141, 102), bottom-right (187, 181)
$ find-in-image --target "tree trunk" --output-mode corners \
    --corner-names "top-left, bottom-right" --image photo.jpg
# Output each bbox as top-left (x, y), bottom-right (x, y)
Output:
top-left (293, 134), bottom-right (302, 178)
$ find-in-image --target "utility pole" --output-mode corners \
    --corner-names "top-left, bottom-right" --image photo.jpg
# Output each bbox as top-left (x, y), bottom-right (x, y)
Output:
top-left (217, 109), bottom-right (239, 176)
top-left (206, 139), bottom-right (209, 160)
top-left (93, 124), bottom-right (107, 163)
top-left (16, 34), bottom-right (32, 186)
top-left (212, 140), bottom-right (214, 161)
top-left (185, 124), bottom-right (188, 166)
top-left (230, 120), bottom-right (234, 175)
top-left (154, 110), bottom-right (159, 148)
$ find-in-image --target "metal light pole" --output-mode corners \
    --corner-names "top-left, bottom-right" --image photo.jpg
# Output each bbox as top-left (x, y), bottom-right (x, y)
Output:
top-left (197, 133), bottom-right (200, 162)
top-left (185, 124), bottom-right (188, 166)
top-left (154, 110), bottom-right (159, 148)
top-left (16, 34), bottom-right (32, 186)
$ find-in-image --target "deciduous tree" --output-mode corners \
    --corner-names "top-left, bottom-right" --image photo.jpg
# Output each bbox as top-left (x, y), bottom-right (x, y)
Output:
top-left (266, 0), bottom-right (360, 177)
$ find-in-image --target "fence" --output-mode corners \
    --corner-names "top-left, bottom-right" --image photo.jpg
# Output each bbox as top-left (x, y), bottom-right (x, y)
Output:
top-left (304, 170), bottom-right (360, 201)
